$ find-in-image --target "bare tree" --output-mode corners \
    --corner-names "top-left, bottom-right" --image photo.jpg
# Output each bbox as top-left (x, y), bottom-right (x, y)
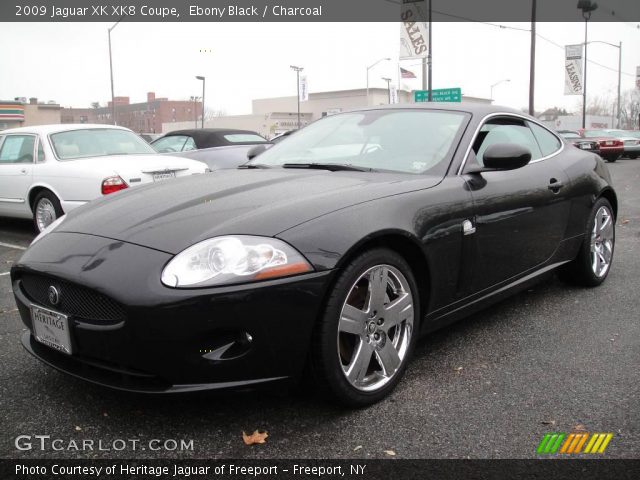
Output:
top-left (619, 89), bottom-right (640, 129)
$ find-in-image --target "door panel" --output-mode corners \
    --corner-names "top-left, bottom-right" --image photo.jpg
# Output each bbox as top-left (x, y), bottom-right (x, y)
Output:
top-left (463, 118), bottom-right (571, 292)
top-left (0, 134), bottom-right (35, 216)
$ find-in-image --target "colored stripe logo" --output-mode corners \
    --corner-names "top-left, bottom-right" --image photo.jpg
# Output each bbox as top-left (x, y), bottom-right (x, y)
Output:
top-left (537, 433), bottom-right (613, 454)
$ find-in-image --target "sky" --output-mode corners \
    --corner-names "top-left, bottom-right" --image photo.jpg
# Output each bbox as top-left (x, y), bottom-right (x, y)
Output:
top-left (1, 21), bottom-right (639, 115)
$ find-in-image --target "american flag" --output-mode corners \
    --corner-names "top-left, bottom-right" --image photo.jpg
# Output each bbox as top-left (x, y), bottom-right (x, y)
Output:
top-left (401, 67), bottom-right (416, 79)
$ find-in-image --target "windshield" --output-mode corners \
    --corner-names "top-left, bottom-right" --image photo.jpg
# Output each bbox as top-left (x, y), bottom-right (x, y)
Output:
top-left (583, 130), bottom-right (610, 138)
top-left (50, 128), bottom-right (156, 160)
top-left (250, 109), bottom-right (468, 174)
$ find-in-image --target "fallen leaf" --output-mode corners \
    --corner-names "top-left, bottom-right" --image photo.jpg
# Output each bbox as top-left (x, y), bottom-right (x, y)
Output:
top-left (573, 424), bottom-right (586, 432)
top-left (75, 426), bottom-right (82, 431)
top-left (541, 420), bottom-right (556, 426)
top-left (353, 445), bottom-right (362, 451)
top-left (621, 219), bottom-right (629, 225)
top-left (242, 430), bottom-right (268, 445)
top-left (454, 366), bottom-right (463, 372)
top-left (384, 450), bottom-right (396, 456)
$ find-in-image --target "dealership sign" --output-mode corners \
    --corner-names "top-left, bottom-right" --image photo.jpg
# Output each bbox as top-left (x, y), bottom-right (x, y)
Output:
top-left (564, 44), bottom-right (583, 95)
top-left (299, 75), bottom-right (309, 101)
top-left (399, 1), bottom-right (428, 59)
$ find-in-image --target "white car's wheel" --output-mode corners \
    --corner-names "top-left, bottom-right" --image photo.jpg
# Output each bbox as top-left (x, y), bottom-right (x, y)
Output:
top-left (32, 191), bottom-right (64, 233)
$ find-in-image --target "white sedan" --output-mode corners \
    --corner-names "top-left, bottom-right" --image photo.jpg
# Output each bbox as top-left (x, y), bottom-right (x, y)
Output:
top-left (0, 124), bottom-right (208, 232)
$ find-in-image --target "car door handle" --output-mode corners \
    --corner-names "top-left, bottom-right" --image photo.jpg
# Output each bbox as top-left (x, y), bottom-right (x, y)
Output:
top-left (548, 178), bottom-right (564, 192)
top-left (20, 169), bottom-right (27, 175)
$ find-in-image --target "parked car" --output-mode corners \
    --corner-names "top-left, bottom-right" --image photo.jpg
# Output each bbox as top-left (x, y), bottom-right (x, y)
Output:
top-left (580, 129), bottom-right (624, 162)
top-left (139, 133), bottom-right (162, 143)
top-left (12, 104), bottom-right (616, 406)
top-left (270, 130), bottom-right (296, 144)
top-left (151, 128), bottom-right (271, 171)
top-left (0, 124), bottom-right (208, 232)
top-left (599, 129), bottom-right (640, 159)
top-left (557, 131), bottom-right (599, 153)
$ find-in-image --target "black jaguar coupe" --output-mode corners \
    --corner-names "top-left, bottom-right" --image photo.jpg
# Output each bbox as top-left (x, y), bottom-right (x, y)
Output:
top-left (11, 104), bottom-right (616, 406)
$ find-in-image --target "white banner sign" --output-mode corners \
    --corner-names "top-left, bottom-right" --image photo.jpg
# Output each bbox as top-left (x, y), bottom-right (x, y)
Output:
top-left (299, 75), bottom-right (309, 102)
top-left (564, 44), bottom-right (584, 95)
top-left (390, 85), bottom-right (399, 104)
top-left (636, 66), bottom-right (640, 90)
top-left (400, 1), bottom-right (428, 59)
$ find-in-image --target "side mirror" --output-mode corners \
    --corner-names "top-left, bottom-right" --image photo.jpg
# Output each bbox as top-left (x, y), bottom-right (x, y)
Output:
top-left (477, 143), bottom-right (532, 172)
top-left (247, 144), bottom-right (270, 160)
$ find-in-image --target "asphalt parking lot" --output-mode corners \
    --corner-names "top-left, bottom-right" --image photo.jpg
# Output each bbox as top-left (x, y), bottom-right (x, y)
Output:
top-left (1, 159), bottom-right (639, 460)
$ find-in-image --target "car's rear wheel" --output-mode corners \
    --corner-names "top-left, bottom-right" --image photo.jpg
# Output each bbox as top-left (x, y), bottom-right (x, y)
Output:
top-left (559, 197), bottom-right (614, 287)
top-left (32, 190), bottom-right (63, 233)
top-left (629, 154), bottom-right (638, 160)
top-left (605, 155), bottom-right (618, 163)
top-left (310, 248), bottom-right (419, 407)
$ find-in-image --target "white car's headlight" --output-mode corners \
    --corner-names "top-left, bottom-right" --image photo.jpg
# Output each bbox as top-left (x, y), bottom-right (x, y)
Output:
top-left (161, 235), bottom-right (313, 288)
top-left (31, 215), bottom-right (66, 245)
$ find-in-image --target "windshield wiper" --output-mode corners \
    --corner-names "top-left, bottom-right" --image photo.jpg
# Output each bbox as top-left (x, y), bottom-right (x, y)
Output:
top-left (238, 163), bottom-right (272, 169)
top-left (282, 163), bottom-right (375, 172)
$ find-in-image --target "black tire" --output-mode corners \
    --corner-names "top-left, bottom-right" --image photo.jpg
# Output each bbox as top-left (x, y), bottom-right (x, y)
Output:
top-left (629, 155), bottom-right (638, 160)
top-left (310, 248), bottom-right (420, 407)
top-left (558, 197), bottom-right (615, 287)
top-left (605, 155), bottom-right (618, 163)
top-left (32, 190), bottom-right (64, 233)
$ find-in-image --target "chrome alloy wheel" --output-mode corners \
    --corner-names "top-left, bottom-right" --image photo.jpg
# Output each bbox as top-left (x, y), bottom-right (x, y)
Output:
top-left (35, 198), bottom-right (57, 232)
top-left (590, 205), bottom-right (614, 278)
top-left (337, 264), bottom-right (414, 392)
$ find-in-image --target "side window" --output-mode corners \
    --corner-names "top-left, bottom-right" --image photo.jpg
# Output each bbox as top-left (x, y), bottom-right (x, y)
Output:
top-left (472, 119), bottom-right (542, 166)
top-left (183, 137), bottom-right (197, 151)
top-left (0, 135), bottom-right (35, 164)
top-left (37, 138), bottom-right (46, 162)
top-left (151, 135), bottom-right (190, 153)
top-left (529, 122), bottom-right (561, 157)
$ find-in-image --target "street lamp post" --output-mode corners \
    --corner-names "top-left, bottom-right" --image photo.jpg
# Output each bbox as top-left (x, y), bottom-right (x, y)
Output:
top-left (586, 40), bottom-right (622, 128)
top-left (490, 79), bottom-right (511, 101)
top-left (382, 77), bottom-right (392, 104)
top-left (578, 0), bottom-right (598, 129)
top-left (107, 20), bottom-right (122, 125)
top-left (190, 96), bottom-right (200, 128)
top-left (366, 57), bottom-right (390, 106)
top-left (195, 76), bottom-right (205, 128)
top-left (290, 65), bottom-right (303, 129)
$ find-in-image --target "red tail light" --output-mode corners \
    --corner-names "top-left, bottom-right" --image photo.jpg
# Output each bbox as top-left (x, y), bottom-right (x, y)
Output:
top-left (101, 176), bottom-right (128, 195)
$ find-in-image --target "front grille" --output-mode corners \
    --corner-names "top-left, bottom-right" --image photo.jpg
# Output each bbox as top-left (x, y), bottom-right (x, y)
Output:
top-left (20, 273), bottom-right (125, 322)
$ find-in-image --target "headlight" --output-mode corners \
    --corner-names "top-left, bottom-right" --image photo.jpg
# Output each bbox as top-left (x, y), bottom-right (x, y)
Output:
top-left (31, 215), bottom-right (66, 245)
top-left (161, 235), bottom-right (313, 288)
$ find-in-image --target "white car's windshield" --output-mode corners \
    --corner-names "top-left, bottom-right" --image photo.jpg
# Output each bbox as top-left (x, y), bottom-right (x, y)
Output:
top-left (251, 109), bottom-right (469, 174)
top-left (50, 128), bottom-right (156, 160)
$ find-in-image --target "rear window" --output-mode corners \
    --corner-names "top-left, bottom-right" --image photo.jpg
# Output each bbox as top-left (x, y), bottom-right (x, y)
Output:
top-left (50, 129), bottom-right (155, 160)
top-left (223, 134), bottom-right (267, 143)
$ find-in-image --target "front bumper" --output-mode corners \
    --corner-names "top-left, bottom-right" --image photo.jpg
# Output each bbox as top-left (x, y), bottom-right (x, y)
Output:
top-left (12, 232), bottom-right (333, 393)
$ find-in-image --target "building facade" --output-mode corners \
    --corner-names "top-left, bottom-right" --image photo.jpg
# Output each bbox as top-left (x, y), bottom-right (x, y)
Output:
top-left (0, 98), bottom-right (62, 130)
top-left (61, 92), bottom-right (203, 133)
top-left (163, 88), bottom-right (491, 138)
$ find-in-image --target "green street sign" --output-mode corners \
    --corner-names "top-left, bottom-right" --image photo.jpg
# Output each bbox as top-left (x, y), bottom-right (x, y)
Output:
top-left (414, 88), bottom-right (462, 103)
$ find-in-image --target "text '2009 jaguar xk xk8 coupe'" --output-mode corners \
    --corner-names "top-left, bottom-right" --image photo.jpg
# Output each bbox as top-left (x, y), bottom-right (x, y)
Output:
top-left (11, 104), bottom-right (616, 406)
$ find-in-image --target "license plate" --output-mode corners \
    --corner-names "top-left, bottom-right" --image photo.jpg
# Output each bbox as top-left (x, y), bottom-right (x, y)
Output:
top-left (605, 141), bottom-right (614, 146)
top-left (578, 143), bottom-right (590, 150)
top-left (31, 305), bottom-right (72, 355)
top-left (152, 171), bottom-right (176, 182)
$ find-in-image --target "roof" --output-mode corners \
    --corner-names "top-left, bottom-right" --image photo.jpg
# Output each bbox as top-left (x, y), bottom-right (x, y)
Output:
top-left (0, 124), bottom-right (132, 135)
top-left (161, 128), bottom-right (268, 148)
top-left (356, 102), bottom-right (526, 117)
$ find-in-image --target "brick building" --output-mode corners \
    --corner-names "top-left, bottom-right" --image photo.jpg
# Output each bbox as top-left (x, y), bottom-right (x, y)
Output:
top-left (61, 92), bottom-right (203, 133)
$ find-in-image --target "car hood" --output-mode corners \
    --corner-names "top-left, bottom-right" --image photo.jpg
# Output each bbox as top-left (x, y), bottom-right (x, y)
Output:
top-left (57, 168), bottom-right (441, 253)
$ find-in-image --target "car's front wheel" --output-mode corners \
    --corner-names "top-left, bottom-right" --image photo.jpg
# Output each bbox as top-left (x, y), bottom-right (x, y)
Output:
top-left (32, 190), bottom-right (63, 233)
top-left (311, 248), bottom-right (419, 407)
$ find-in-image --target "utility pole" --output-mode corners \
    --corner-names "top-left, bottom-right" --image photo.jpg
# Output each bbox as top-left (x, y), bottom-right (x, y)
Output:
top-left (290, 65), bottom-right (303, 129)
top-left (529, 0), bottom-right (536, 115)
top-left (428, 0), bottom-right (432, 101)
top-left (195, 76), bottom-right (205, 128)
top-left (107, 20), bottom-right (121, 125)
